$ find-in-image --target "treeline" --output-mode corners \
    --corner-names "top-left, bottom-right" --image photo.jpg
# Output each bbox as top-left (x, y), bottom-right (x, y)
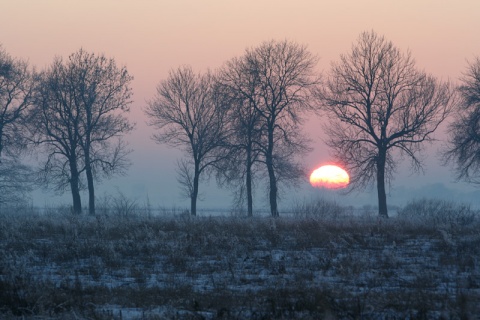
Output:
top-left (1, 31), bottom-right (478, 217)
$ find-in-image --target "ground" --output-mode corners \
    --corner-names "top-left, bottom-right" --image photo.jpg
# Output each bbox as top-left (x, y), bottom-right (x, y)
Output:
top-left (0, 204), bottom-right (479, 319)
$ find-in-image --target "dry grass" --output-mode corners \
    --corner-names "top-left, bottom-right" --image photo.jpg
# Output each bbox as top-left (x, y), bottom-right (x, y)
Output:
top-left (0, 204), bottom-right (479, 319)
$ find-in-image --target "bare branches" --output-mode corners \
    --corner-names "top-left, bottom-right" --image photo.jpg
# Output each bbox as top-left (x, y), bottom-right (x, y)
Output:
top-left (0, 45), bottom-right (34, 160)
top-left (32, 59), bottom-right (84, 213)
top-left (319, 31), bottom-right (455, 217)
top-left (0, 45), bottom-right (35, 208)
top-left (65, 49), bottom-right (134, 215)
top-left (176, 158), bottom-right (195, 200)
top-left (444, 57), bottom-right (480, 184)
top-left (221, 40), bottom-right (319, 217)
top-left (31, 49), bottom-right (134, 214)
top-left (0, 159), bottom-right (33, 207)
top-left (145, 66), bottom-right (228, 216)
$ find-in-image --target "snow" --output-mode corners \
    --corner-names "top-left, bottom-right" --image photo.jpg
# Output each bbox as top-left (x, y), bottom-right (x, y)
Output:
top-left (0, 209), bottom-right (479, 318)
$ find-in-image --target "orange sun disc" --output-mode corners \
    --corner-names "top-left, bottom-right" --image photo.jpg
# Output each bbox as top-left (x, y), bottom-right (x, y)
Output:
top-left (310, 165), bottom-right (350, 189)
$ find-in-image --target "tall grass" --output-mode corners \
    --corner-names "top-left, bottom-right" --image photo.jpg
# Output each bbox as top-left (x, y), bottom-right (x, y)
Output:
top-left (0, 200), bottom-right (479, 319)
top-left (397, 198), bottom-right (478, 228)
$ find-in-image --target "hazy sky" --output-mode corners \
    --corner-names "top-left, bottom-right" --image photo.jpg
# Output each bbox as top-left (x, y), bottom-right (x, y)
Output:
top-left (2, 0), bottom-right (480, 210)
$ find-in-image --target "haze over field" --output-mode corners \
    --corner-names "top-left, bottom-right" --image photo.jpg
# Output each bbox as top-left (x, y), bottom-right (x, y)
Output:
top-left (2, 0), bottom-right (480, 210)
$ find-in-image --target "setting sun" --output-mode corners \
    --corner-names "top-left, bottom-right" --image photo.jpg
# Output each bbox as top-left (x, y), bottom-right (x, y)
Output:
top-left (310, 165), bottom-right (350, 189)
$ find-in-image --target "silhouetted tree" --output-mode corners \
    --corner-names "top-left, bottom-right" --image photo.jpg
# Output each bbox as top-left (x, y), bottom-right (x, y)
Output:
top-left (32, 58), bottom-right (84, 214)
top-left (216, 57), bottom-right (263, 216)
top-left (63, 49), bottom-right (134, 215)
top-left (32, 50), bottom-right (133, 214)
top-left (145, 66), bottom-right (228, 216)
top-left (444, 57), bottom-right (480, 183)
top-left (318, 31), bottom-right (454, 217)
top-left (0, 45), bottom-right (35, 207)
top-left (0, 160), bottom-right (33, 207)
top-left (223, 40), bottom-right (319, 217)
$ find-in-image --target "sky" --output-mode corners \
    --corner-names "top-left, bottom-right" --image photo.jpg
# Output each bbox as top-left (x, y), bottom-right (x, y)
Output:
top-left (2, 0), bottom-right (480, 211)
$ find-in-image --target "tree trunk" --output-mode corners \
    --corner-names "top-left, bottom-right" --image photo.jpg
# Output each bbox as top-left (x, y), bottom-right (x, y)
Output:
top-left (85, 107), bottom-right (95, 215)
top-left (84, 139), bottom-right (95, 215)
top-left (266, 127), bottom-right (279, 217)
top-left (376, 149), bottom-right (388, 218)
top-left (86, 162), bottom-right (95, 216)
top-left (0, 127), bottom-right (4, 159)
top-left (267, 162), bottom-right (279, 217)
top-left (246, 160), bottom-right (253, 217)
top-left (191, 163), bottom-right (200, 216)
top-left (246, 153), bottom-right (253, 217)
top-left (69, 159), bottom-right (82, 215)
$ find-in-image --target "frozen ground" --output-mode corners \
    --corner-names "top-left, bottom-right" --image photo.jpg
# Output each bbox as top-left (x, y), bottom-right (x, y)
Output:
top-left (0, 204), bottom-right (479, 319)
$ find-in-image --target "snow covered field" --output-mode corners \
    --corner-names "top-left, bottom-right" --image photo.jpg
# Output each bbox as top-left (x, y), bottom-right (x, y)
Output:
top-left (1, 202), bottom-right (479, 319)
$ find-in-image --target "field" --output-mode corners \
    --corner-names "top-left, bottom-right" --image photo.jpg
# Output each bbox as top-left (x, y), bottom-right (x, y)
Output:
top-left (1, 200), bottom-right (480, 319)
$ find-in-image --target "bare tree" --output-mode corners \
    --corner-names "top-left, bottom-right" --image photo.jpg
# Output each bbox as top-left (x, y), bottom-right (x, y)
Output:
top-left (0, 160), bottom-right (33, 207)
top-left (216, 57), bottom-right (263, 216)
top-left (222, 40), bottom-right (319, 217)
top-left (145, 66), bottom-right (228, 216)
top-left (444, 57), bottom-right (480, 183)
top-left (31, 50), bottom-right (133, 215)
top-left (318, 31), bottom-right (454, 217)
top-left (32, 57), bottom-right (84, 214)
top-left (0, 45), bottom-right (34, 158)
top-left (0, 45), bottom-right (35, 206)
top-left (64, 49), bottom-right (134, 215)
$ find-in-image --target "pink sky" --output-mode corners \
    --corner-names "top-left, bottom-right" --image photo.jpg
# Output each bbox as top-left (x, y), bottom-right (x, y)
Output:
top-left (2, 1), bottom-right (480, 209)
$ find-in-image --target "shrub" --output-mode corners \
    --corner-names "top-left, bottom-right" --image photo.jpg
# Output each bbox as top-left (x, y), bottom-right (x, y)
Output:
top-left (291, 198), bottom-right (347, 218)
top-left (397, 198), bottom-right (478, 227)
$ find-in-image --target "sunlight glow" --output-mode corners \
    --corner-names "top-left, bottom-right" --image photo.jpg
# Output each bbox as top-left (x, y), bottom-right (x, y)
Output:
top-left (310, 165), bottom-right (350, 189)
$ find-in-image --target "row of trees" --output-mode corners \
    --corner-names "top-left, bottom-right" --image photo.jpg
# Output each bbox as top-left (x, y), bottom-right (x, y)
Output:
top-left (1, 31), bottom-right (479, 217)
top-left (144, 32), bottom-right (469, 218)
top-left (145, 41), bottom-right (320, 216)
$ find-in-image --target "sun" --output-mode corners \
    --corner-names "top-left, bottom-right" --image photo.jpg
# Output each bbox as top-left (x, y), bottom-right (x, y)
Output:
top-left (310, 165), bottom-right (350, 189)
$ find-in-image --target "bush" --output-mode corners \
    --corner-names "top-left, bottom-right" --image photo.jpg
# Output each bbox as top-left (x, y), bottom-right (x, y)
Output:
top-left (397, 198), bottom-right (478, 227)
top-left (291, 198), bottom-right (348, 218)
